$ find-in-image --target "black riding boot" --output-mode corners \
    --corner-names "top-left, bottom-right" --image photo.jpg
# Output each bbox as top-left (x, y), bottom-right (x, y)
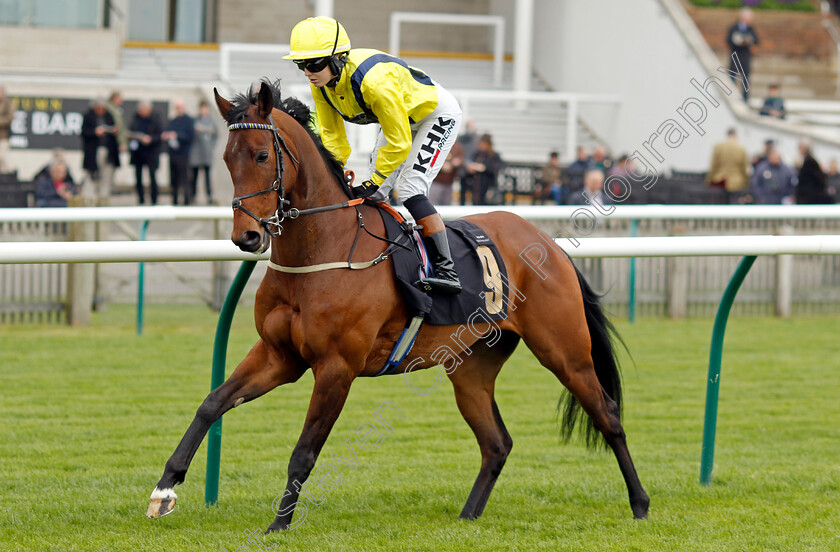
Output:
top-left (417, 229), bottom-right (462, 295)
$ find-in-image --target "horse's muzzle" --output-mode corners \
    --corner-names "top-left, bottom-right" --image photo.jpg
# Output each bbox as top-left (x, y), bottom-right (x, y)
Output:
top-left (234, 230), bottom-right (268, 253)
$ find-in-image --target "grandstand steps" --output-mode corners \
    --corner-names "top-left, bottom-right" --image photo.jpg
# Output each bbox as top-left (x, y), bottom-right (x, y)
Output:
top-left (748, 57), bottom-right (839, 99)
top-left (461, 101), bottom-right (600, 164)
top-left (687, 4), bottom-right (839, 101)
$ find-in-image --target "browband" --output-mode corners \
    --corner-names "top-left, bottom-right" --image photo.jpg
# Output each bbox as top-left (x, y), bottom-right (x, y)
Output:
top-left (228, 123), bottom-right (278, 131)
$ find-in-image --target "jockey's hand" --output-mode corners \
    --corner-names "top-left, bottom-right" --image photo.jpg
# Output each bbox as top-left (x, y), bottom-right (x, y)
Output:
top-left (352, 180), bottom-right (379, 199)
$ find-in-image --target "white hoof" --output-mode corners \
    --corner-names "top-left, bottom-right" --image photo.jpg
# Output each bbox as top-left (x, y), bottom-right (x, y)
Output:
top-left (146, 487), bottom-right (178, 518)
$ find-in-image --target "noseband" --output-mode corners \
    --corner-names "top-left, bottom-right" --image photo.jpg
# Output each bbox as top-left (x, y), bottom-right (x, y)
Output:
top-left (228, 115), bottom-right (299, 237)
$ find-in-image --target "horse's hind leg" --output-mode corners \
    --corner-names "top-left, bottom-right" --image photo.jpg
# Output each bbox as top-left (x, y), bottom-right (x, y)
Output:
top-left (521, 312), bottom-right (649, 519)
top-left (449, 330), bottom-right (520, 520)
top-left (146, 340), bottom-right (306, 518)
top-left (594, 386), bottom-right (649, 519)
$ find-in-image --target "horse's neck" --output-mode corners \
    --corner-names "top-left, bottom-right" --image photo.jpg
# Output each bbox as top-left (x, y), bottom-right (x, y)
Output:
top-left (295, 151), bottom-right (348, 212)
top-left (271, 144), bottom-right (357, 265)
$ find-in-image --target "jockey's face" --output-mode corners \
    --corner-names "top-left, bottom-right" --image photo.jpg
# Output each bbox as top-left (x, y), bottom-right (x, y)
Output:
top-left (304, 64), bottom-right (334, 88)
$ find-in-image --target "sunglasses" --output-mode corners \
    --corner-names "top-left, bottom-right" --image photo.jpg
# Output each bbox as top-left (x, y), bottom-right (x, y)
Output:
top-left (294, 57), bottom-right (331, 73)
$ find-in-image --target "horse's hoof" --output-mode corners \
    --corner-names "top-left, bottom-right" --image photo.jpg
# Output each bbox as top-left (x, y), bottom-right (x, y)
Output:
top-left (632, 494), bottom-right (650, 520)
top-left (146, 487), bottom-right (178, 518)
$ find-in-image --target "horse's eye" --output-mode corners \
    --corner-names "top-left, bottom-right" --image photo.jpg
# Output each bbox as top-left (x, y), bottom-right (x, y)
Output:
top-left (255, 151), bottom-right (269, 163)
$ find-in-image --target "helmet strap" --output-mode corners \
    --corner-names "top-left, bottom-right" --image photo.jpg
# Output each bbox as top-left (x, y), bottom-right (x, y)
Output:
top-left (327, 53), bottom-right (347, 87)
top-left (327, 20), bottom-right (344, 83)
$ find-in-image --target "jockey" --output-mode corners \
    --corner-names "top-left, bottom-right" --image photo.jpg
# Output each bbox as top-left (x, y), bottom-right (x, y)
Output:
top-left (284, 16), bottom-right (463, 295)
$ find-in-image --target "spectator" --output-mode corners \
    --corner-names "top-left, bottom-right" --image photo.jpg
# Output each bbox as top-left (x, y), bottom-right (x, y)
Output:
top-left (81, 97), bottom-right (120, 205)
top-left (106, 91), bottom-right (128, 153)
top-left (592, 145), bottom-right (613, 173)
top-left (572, 169), bottom-right (610, 207)
top-left (796, 138), bottom-right (833, 204)
top-left (752, 138), bottom-right (775, 169)
top-left (0, 84), bottom-right (13, 174)
top-left (457, 119), bottom-right (480, 205)
top-left (607, 154), bottom-right (632, 178)
top-left (750, 149), bottom-right (795, 205)
top-left (466, 133), bottom-right (503, 205)
top-left (35, 162), bottom-right (77, 207)
top-left (726, 8), bottom-right (759, 101)
top-left (565, 145), bottom-right (593, 197)
top-left (706, 128), bottom-right (749, 203)
top-left (129, 101), bottom-right (163, 206)
top-left (825, 158), bottom-right (838, 177)
top-left (759, 84), bottom-right (786, 119)
top-left (189, 100), bottom-right (218, 205)
top-left (34, 148), bottom-right (76, 185)
top-left (537, 151), bottom-right (564, 205)
top-left (429, 140), bottom-right (462, 206)
top-left (827, 159), bottom-right (840, 202)
top-left (605, 154), bottom-right (636, 199)
top-left (162, 99), bottom-right (195, 205)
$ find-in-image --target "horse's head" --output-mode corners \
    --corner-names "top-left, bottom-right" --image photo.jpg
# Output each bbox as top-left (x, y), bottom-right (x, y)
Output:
top-left (215, 82), bottom-right (291, 253)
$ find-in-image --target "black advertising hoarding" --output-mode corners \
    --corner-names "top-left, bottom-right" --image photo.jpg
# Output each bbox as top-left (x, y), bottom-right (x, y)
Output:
top-left (8, 96), bottom-right (169, 150)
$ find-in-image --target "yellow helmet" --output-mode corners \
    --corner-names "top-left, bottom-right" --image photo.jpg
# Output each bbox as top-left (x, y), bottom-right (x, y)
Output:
top-left (283, 17), bottom-right (351, 60)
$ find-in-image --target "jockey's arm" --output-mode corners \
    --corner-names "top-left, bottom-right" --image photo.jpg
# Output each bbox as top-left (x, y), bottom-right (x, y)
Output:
top-left (313, 86), bottom-right (351, 166)
top-left (366, 76), bottom-right (412, 186)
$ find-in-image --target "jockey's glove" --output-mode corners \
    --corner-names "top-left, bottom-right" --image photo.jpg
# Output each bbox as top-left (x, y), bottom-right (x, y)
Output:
top-left (352, 180), bottom-right (380, 199)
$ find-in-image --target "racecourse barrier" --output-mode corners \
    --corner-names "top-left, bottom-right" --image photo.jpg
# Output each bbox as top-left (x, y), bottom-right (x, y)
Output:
top-left (4, 204), bottom-right (838, 323)
top-left (2, 205), bottom-right (840, 494)
top-left (2, 204), bottom-right (839, 224)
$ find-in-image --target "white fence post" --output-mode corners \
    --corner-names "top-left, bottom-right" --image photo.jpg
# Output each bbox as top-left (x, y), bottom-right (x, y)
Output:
top-left (66, 198), bottom-right (96, 326)
top-left (775, 225), bottom-right (794, 317)
top-left (667, 225), bottom-right (688, 319)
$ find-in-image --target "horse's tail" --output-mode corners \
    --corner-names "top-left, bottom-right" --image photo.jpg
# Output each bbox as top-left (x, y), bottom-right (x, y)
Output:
top-left (558, 264), bottom-right (624, 450)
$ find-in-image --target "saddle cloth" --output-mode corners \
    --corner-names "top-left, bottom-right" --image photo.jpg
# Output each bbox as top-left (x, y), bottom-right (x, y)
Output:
top-left (376, 205), bottom-right (510, 325)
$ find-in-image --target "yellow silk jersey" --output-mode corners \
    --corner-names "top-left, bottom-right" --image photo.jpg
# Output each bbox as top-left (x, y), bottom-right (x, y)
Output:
top-left (311, 48), bottom-right (439, 185)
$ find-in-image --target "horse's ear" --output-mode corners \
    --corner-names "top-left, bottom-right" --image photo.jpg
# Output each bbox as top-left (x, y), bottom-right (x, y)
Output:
top-left (214, 88), bottom-right (232, 121)
top-left (257, 81), bottom-right (274, 119)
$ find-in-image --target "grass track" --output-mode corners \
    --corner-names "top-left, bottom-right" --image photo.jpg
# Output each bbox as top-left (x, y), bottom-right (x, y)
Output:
top-left (1, 305), bottom-right (839, 551)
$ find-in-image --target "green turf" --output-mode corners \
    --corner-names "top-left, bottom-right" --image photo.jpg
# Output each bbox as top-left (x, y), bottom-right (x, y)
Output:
top-left (1, 305), bottom-right (839, 551)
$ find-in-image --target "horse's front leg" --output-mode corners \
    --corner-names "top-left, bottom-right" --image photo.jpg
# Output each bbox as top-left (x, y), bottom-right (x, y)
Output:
top-left (266, 360), bottom-right (355, 533)
top-left (146, 340), bottom-right (306, 518)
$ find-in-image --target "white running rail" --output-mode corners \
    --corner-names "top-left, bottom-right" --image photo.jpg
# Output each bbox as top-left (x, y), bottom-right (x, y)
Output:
top-left (1, 205), bottom-right (839, 224)
top-left (1, 235), bottom-right (840, 264)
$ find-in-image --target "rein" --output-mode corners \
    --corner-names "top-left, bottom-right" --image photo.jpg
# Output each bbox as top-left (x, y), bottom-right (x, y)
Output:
top-left (227, 117), bottom-right (409, 273)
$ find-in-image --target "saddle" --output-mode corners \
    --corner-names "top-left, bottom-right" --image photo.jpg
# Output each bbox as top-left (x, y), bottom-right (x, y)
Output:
top-left (369, 201), bottom-right (512, 376)
top-left (374, 202), bottom-right (511, 325)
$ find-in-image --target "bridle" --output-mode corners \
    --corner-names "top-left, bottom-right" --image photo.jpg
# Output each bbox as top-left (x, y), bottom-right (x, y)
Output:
top-left (228, 115), bottom-right (367, 238)
top-left (226, 113), bottom-right (408, 272)
top-left (228, 115), bottom-right (299, 238)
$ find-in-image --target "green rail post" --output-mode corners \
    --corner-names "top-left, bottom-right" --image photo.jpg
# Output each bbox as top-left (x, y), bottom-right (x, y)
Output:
top-left (700, 255), bottom-right (757, 486)
top-left (205, 259), bottom-right (258, 506)
top-left (628, 219), bottom-right (638, 323)
top-left (136, 221), bottom-right (149, 336)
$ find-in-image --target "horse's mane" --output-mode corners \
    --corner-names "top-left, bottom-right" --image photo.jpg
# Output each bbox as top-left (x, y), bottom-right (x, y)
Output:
top-left (225, 78), bottom-right (349, 196)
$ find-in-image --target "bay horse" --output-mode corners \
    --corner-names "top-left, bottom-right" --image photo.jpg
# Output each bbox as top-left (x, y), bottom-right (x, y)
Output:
top-left (146, 81), bottom-right (649, 532)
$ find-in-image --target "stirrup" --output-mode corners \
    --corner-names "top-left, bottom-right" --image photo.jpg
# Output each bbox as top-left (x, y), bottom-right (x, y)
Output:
top-left (413, 275), bottom-right (462, 295)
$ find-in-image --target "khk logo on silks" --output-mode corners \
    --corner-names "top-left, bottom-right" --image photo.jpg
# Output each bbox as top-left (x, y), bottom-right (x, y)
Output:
top-left (412, 117), bottom-right (455, 173)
